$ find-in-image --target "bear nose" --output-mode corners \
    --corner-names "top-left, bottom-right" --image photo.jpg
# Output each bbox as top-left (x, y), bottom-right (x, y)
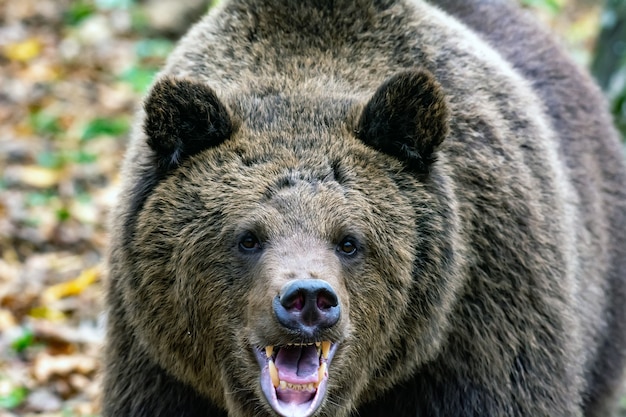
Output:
top-left (273, 279), bottom-right (340, 336)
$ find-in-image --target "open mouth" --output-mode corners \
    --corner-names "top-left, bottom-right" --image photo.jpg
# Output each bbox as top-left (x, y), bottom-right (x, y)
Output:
top-left (254, 341), bottom-right (338, 417)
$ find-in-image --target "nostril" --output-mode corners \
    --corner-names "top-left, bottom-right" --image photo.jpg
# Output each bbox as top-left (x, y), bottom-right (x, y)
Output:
top-left (316, 289), bottom-right (338, 310)
top-left (282, 291), bottom-right (305, 311)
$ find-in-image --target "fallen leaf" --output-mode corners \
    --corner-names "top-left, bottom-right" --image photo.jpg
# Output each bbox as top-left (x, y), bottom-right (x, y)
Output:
top-left (30, 319), bottom-right (103, 346)
top-left (6, 165), bottom-right (62, 189)
top-left (3, 38), bottom-right (43, 62)
top-left (41, 265), bottom-right (101, 304)
top-left (10, 326), bottom-right (34, 353)
top-left (21, 62), bottom-right (62, 83)
top-left (28, 306), bottom-right (67, 321)
top-left (32, 352), bottom-right (98, 383)
top-left (0, 309), bottom-right (17, 331)
top-left (0, 383), bottom-right (28, 409)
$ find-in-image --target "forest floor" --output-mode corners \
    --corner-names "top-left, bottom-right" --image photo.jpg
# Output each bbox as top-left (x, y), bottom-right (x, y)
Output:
top-left (0, 0), bottom-right (621, 415)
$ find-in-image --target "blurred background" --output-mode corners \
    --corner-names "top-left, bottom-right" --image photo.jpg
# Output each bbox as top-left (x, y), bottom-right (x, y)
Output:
top-left (0, 0), bottom-right (625, 415)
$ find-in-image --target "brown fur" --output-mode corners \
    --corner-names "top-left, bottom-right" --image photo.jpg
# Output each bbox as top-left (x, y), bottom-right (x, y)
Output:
top-left (103, 0), bottom-right (626, 416)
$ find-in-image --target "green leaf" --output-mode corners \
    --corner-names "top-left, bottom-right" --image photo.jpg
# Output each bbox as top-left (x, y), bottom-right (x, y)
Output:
top-left (36, 150), bottom-right (66, 169)
top-left (69, 149), bottom-right (98, 164)
top-left (135, 39), bottom-right (174, 59)
top-left (120, 66), bottom-right (159, 92)
top-left (521, 0), bottom-right (561, 14)
top-left (29, 110), bottom-right (62, 136)
top-left (11, 327), bottom-right (34, 353)
top-left (0, 386), bottom-right (28, 409)
top-left (64, 0), bottom-right (96, 25)
top-left (56, 206), bottom-right (71, 222)
top-left (81, 117), bottom-right (130, 141)
top-left (26, 190), bottom-right (57, 207)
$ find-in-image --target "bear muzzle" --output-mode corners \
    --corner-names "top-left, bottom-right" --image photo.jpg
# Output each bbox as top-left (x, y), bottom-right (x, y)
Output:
top-left (254, 279), bottom-right (342, 417)
top-left (255, 340), bottom-right (338, 417)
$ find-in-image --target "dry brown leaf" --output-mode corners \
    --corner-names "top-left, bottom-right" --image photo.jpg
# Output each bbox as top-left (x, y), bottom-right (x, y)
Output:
top-left (30, 319), bottom-right (102, 346)
top-left (0, 308), bottom-right (17, 331)
top-left (32, 352), bottom-right (98, 383)
top-left (21, 62), bottom-right (62, 83)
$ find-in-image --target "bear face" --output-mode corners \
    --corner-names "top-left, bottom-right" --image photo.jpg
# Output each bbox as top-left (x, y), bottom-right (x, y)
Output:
top-left (117, 71), bottom-right (461, 417)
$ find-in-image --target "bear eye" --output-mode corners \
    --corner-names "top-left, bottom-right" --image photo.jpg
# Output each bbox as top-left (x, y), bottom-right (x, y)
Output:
top-left (337, 237), bottom-right (358, 256)
top-left (239, 233), bottom-right (261, 252)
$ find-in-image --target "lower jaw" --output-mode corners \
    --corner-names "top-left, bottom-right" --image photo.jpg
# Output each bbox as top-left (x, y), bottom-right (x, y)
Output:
top-left (259, 362), bottom-right (329, 417)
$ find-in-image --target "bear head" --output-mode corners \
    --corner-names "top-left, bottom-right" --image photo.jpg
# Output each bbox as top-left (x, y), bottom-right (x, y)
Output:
top-left (120, 69), bottom-right (461, 417)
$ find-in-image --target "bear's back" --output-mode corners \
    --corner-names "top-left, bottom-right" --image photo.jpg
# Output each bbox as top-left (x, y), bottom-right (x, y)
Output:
top-left (429, 2), bottom-right (626, 415)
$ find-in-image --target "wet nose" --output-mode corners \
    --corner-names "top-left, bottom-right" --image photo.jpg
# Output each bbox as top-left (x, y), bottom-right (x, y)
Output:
top-left (273, 279), bottom-right (340, 336)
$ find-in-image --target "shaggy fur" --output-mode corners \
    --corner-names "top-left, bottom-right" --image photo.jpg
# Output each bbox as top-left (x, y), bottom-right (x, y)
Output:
top-left (103, 0), bottom-right (626, 416)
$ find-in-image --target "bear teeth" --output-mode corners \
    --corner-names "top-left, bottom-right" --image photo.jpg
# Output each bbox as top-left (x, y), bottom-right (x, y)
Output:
top-left (269, 359), bottom-right (280, 388)
top-left (279, 381), bottom-right (317, 391)
top-left (263, 341), bottom-right (331, 360)
top-left (321, 341), bottom-right (330, 359)
top-left (317, 362), bottom-right (327, 387)
top-left (264, 341), bottom-right (332, 390)
top-left (285, 342), bottom-right (318, 346)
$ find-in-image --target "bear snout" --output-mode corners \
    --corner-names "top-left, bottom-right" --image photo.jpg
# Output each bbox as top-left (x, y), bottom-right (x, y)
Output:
top-left (273, 279), bottom-right (341, 337)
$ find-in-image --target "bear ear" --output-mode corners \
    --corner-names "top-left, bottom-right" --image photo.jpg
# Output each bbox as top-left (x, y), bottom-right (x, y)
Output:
top-left (143, 77), bottom-right (234, 171)
top-left (355, 69), bottom-right (449, 174)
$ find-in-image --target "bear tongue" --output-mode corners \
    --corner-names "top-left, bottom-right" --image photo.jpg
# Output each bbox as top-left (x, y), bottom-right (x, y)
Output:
top-left (275, 345), bottom-right (319, 384)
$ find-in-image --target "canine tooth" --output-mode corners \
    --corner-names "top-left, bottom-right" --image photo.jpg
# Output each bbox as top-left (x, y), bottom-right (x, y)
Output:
top-left (269, 360), bottom-right (279, 388)
top-left (318, 362), bottom-right (327, 384)
top-left (321, 341), bottom-right (331, 359)
top-left (265, 346), bottom-right (274, 358)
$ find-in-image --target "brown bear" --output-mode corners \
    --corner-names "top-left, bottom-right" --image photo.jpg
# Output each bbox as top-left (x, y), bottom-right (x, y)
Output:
top-left (103, 0), bottom-right (626, 416)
